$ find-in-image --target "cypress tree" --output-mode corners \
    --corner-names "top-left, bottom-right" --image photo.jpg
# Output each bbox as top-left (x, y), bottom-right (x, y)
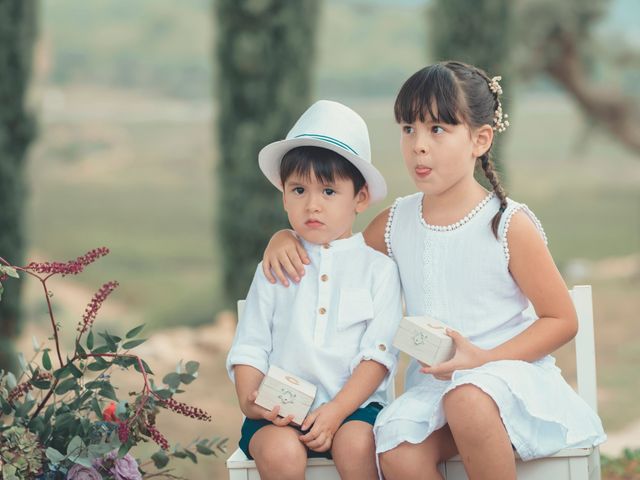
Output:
top-left (428, 0), bottom-right (512, 184)
top-left (0, 0), bottom-right (38, 373)
top-left (214, 0), bottom-right (319, 304)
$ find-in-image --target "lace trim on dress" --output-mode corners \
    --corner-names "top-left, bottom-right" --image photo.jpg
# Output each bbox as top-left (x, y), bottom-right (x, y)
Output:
top-left (502, 204), bottom-right (549, 264)
top-left (419, 192), bottom-right (495, 232)
top-left (385, 197), bottom-right (402, 258)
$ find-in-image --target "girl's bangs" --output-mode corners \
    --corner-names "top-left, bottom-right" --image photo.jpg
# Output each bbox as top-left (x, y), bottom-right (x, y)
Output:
top-left (394, 65), bottom-right (463, 125)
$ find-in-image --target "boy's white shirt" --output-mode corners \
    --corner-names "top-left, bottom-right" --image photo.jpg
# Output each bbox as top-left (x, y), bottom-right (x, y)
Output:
top-left (226, 233), bottom-right (403, 410)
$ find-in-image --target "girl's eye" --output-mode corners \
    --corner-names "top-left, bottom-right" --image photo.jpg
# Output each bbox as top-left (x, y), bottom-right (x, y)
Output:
top-left (323, 188), bottom-right (336, 196)
top-left (402, 125), bottom-right (414, 134)
top-left (431, 125), bottom-right (444, 134)
top-left (292, 187), bottom-right (305, 195)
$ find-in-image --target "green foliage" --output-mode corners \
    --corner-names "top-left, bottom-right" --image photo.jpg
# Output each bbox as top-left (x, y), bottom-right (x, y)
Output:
top-left (0, 0), bottom-right (38, 374)
top-left (601, 448), bottom-right (640, 478)
top-left (0, 251), bottom-right (225, 478)
top-left (214, 0), bottom-right (320, 304)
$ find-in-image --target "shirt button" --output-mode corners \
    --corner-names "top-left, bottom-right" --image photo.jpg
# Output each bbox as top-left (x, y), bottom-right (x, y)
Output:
top-left (378, 344), bottom-right (387, 352)
top-left (319, 307), bottom-right (327, 315)
top-left (321, 274), bottom-right (328, 282)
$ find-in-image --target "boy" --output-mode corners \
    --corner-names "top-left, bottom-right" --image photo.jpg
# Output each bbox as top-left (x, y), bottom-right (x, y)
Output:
top-left (226, 100), bottom-right (402, 480)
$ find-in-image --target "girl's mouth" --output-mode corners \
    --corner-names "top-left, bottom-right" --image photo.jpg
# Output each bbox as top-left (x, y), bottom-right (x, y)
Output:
top-left (415, 166), bottom-right (432, 178)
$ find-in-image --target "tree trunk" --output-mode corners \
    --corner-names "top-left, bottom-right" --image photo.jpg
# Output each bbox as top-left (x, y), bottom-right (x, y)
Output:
top-left (214, 0), bottom-right (319, 305)
top-left (0, 0), bottom-right (38, 374)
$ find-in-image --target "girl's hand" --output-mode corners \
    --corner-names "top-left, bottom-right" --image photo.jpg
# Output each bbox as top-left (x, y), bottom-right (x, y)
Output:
top-left (262, 229), bottom-right (310, 286)
top-left (299, 402), bottom-right (346, 452)
top-left (246, 390), bottom-right (295, 426)
top-left (420, 330), bottom-right (490, 380)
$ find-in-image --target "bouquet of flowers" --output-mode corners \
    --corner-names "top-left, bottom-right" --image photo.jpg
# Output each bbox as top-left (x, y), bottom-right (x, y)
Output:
top-left (0, 248), bottom-right (226, 479)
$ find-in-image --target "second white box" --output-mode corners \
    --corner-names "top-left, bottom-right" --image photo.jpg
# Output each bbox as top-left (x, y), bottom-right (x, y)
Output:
top-left (393, 315), bottom-right (455, 366)
top-left (255, 365), bottom-right (317, 425)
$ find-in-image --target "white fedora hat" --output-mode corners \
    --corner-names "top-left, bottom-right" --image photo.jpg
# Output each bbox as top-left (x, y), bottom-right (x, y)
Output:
top-left (258, 100), bottom-right (387, 203)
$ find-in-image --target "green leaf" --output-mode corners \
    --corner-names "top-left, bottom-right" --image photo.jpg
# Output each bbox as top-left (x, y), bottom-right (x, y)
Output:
top-left (0, 282), bottom-right (4, 301)
top-left (91, 397), bottom-right (103, 418)
top-left (67, 435), bottom-right (85, 457)
top-left (86, 330), bottom-right (94, 350)
top-left (183, 449), bottom-right (197, 464)
top-left (14, 399), bottom-right (36, 418)
top-left (99, 383), bottom-right (118, 401)
top-left (87, 357), bottom-right (110, 371)
top-left (17, 352), bottom-right (27, 372)
top-left (151, 450), bottom-right (170, 469)
top-left (173, 451), bottom-right (188, 459)
top-left (91, 345), bottom-right (110, 355)
top-left (118, 443), bottom-right (130, 457)
top-left (68, 362), bottom-right (83, 378)
top-left (32, 335), bottom-right (41, 352)
top-left (75, 343), bottom-right (87, 358)
top-left (46, 447), bottom-right (66, 464)
top-left (55, 378), bottom-right (78, 395)
top-left (179, 373), bottom-right (196, 385)
top-left (134, 359), bottom-right (153, 374)
top-left (85, 380), bottom-right (109, 390)
top-left (31, 378), bottom-right (51, 390)
top-left (0, 396), bottom-right (12, 414)
top-left (185, 361), bottom-right (200, 375)
top-left (125, 324), bottom-right (145, 339)
top-left (53, 365), bottom-right (73, 380)
top-left (0, 265), bottom-right (19, 278)
top-left (196, 444), bottom-right (215, 455)
top-left (163, 372), bottom-right (181, 390)
top-left (42, 350), bottom-right (52, 371)
top-left (122, 339), bottom-right (147, 350)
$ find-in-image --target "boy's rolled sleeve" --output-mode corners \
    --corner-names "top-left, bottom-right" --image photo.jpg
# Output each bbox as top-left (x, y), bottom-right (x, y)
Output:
top-left (349, 259), bottom-right (403, 390)
top-left (226, 264), bottom-right (275, 382)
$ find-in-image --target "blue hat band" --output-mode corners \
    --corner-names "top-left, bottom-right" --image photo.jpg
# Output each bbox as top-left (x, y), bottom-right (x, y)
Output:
top-left (294, 133), bottom-right (358, 156)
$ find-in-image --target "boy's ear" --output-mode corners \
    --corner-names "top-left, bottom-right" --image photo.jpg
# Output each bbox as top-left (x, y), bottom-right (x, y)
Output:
top-left (472, 124), bottom-right (494, 158)
top-left (355, 184), bottom-right (370, 213)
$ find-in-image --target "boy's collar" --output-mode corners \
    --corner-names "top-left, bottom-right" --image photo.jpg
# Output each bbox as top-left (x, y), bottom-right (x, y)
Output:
top-left (299, 232), bottom-right (365, 253)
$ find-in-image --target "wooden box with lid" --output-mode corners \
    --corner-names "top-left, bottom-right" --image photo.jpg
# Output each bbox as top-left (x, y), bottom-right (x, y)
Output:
top-left (255, 365), bottom-right (317, 425)
top-left (393, 315), bottom-right (455, 366)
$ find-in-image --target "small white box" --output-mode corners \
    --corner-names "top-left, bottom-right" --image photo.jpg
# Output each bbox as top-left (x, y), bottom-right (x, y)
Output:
top-left (393, 315), bottom-right (455, 366)
top-left (255, 365), bottom-right (317, 425)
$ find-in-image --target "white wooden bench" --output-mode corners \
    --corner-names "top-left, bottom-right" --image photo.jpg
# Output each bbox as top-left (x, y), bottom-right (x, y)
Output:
top-left (227, 285), bottom-right (601, 480)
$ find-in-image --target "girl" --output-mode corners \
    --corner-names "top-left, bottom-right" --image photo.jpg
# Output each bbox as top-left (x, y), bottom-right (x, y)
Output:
top-left (261, 61), bottom-right (606, 479)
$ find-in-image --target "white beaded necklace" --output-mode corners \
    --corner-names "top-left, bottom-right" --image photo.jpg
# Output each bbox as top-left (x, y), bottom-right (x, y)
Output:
top-left (419, 192), bottom-right (495, 232)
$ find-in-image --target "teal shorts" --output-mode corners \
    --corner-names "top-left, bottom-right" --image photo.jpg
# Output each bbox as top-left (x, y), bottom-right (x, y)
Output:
top-left (239, 402), bottom-right (383, 460)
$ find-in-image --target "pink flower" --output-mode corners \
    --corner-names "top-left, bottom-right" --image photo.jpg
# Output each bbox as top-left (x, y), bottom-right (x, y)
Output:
top-left (102, 401), bottom-right (117, 422)
top-left (78, 281), bottom-right (119, 333)
top-left (66, 464), bottom-right (101, 480)
top-left (111, 453), bottom-right (142, 480)
top-left (26, 247), bottom-right (109, 276)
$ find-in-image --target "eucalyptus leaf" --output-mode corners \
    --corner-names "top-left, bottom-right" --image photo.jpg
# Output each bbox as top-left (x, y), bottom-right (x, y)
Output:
top-left (122, 339), bottom-right (147, 350)
top-left (45, 447), bottom-right (66, 464)
top-left (151, 450), bottom-right (170, 469)
top-left (125, 324), bottom-right (145, 339)
top-left (86, 330), bottom-right (94, 350)
top-left (185, 361), bottom-right (200, 375)
top-left (42, 350), bottom-right (52, 371)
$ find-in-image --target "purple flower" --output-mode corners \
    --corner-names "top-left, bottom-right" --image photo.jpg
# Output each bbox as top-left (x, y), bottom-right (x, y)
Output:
top-left (66, 464), bottom-right (101, 480)
top-left (95, 451), bottom-right (141, 480)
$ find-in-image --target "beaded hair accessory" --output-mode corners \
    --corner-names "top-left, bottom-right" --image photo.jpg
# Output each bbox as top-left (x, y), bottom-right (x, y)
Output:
top-left (488, 76), bottom-right (510, 133)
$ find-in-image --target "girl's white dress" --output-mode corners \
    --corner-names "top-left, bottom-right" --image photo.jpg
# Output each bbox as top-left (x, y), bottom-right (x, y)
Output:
top-left (374, 192), bottom-right (606, 460)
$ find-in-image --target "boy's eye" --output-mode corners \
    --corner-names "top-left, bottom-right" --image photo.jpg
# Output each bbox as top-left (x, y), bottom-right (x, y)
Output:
top-left (431, 125), bottom-right (444, 134)
top-left (323, 188), bottom-right (336, 196)
top-left (292, 187), bottom-right (305, 195)
top-left (402, 125), bottom-right (414, 134)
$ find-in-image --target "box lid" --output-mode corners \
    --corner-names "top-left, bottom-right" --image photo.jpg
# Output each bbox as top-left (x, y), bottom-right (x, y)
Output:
top-left (266, 365), bottom-right (317, 397)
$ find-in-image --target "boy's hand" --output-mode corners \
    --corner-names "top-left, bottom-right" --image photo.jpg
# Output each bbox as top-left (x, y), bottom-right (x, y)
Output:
top-left (419, 329), bottom-right (489, 380)
top-left (299, 401), bottom-right (348, 452)
top-left (262, 230), bottom-right (310, 286)
top-left (246, 390), bottom-right (295, 427)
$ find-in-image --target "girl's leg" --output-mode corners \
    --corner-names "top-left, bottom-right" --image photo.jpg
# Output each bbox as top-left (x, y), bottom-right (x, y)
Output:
top-left (332, 421), bottom-right (377, 480)
top-left (249, 425), bottom-right (307, 480)
top-left (378, 425), bottom-right (457, 480)
top-left (443, 384), bottom-right (516, 480)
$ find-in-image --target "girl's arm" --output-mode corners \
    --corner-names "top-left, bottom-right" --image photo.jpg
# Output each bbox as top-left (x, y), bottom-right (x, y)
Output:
top-left (262, 206), bottom-right (392, 285)
top-left (487, 210), bottom-right (578, 360)
top-left (422, 211), bottom-right (578, 378)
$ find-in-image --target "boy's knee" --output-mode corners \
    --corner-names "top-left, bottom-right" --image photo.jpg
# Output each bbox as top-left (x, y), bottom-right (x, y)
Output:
top-left (251, 434), bottom-right (306, 473)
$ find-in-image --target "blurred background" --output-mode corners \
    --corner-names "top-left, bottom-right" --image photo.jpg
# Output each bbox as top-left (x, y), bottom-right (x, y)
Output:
top-left (1, 0), bottom-right (638, 478)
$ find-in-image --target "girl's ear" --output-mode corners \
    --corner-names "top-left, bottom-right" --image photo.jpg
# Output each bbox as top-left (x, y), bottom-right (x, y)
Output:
top-left (355, 184), bottom-right (371, 214)
top-left (472, 124), bottom-right (494, 158)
